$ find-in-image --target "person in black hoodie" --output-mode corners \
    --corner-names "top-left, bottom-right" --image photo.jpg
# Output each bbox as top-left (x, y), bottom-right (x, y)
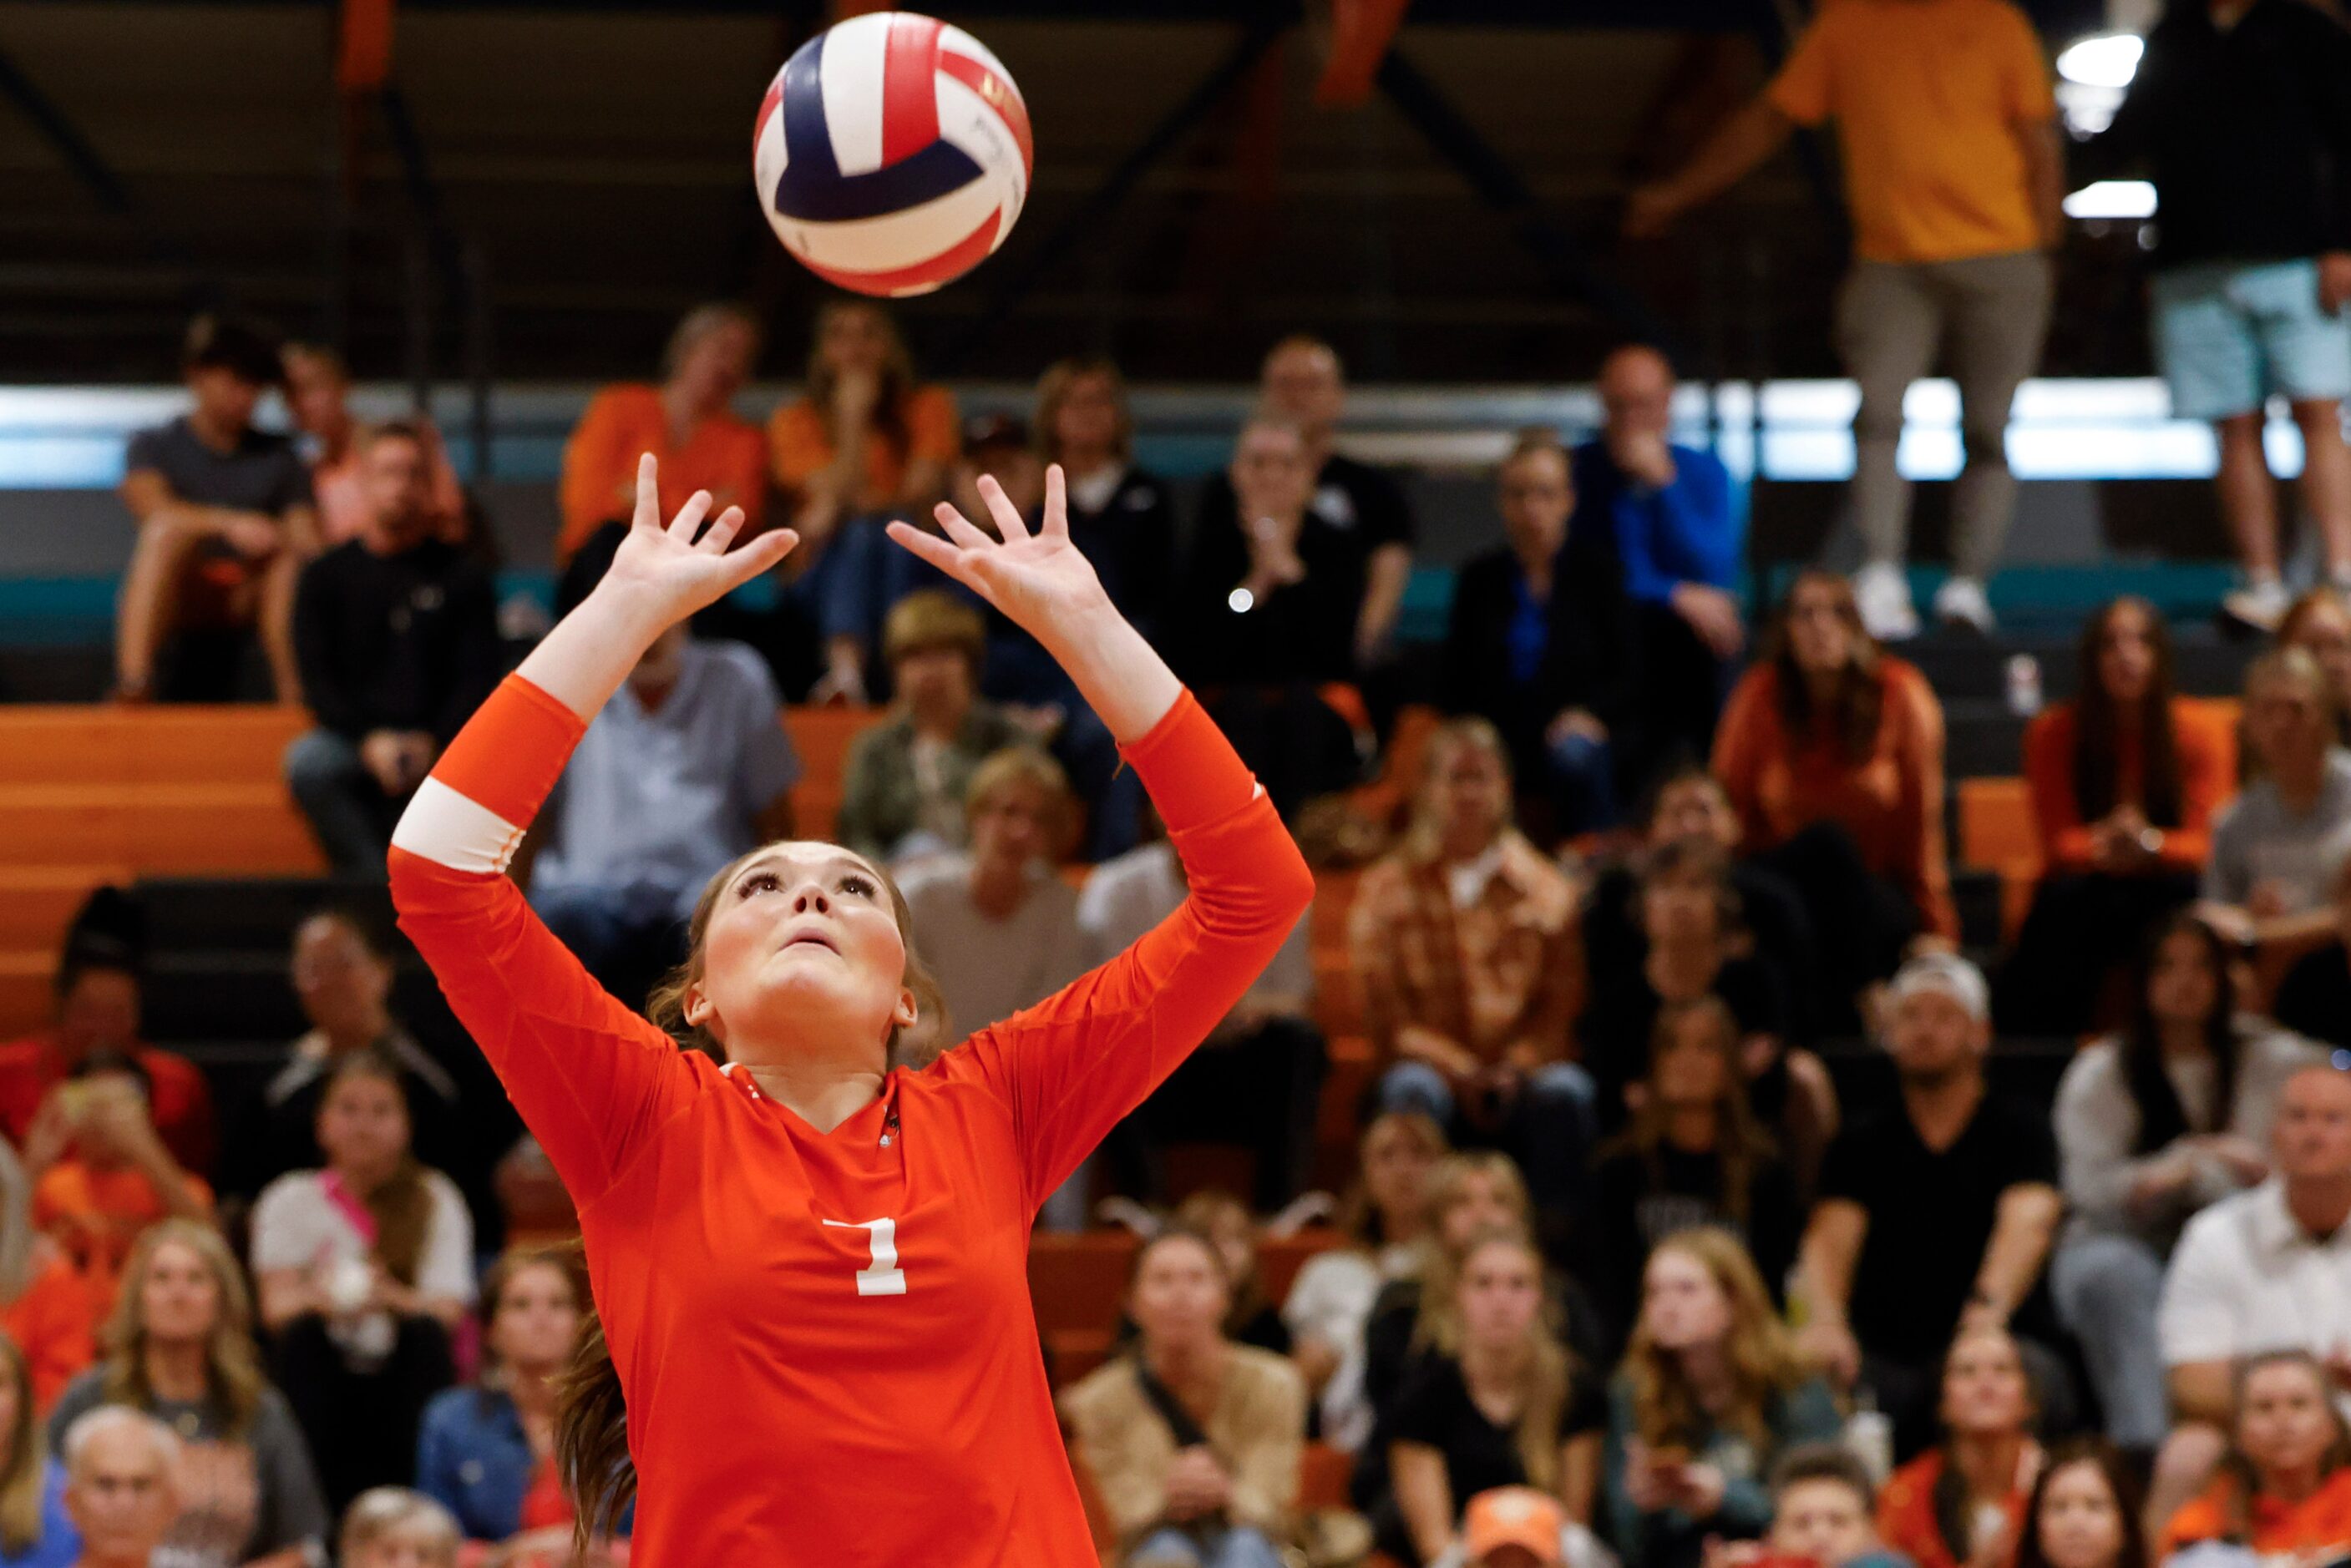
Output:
top-left (1441, 430), bottom-right (1639, 840)
top-left (2080, 0), bottom-right (2351, 631)
top-left (283, 421), bottom-right (500, 875)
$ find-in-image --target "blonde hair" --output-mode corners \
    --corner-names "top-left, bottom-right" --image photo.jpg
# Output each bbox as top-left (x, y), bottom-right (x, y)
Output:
top-left (962, 746), bottom-right (1075, 844)
top-left (1413, 1153), bottom-right (1535, 1353)
top-left (103, 1220), bottom-right (269, 1439)
top-left (882, 589), bottom-right (985, 675)
top-left (1626, 1227), bottom-right (1807, 1454)
top-left (0, 1334), bottom-right (43, 1555)
top-left (661, 302), bottom-right (760, 381)
top-left (1335, 1112), bottom-right (1449, 1247)
top-left (1035, 357), bottom-right (1133, 463)
top-left (338, 1487), bottom-right (460, 1565)
top-left (1403, 717), bottom-right (1515, 863)
top-left (1423, 1227), bottom-right (1571, 1493)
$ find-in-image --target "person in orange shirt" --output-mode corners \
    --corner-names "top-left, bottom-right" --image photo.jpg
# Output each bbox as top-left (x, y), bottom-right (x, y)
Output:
top-left (768, 298), bottom-right (959, 544)
top-left (1877, 1327), bottom-right (2044, 1568)
top-left (556, 303), bottom-right (767, 563)
top-left (0, 1143), bottom-right (93, 1415)
top-left (2000, 599), bottom-right (2237, 1034)
top-left (2159, 1350), bottom-right (2351, 1562)
top-left (283, 343), bottom-right (468, 549)
top-left (1626, 0), bottom-right (2065, 642)
top-left (1711, 570), bottom-right (1957, 945)
top-left (385, 455), bottom-right (1311, 1565)
top-left (24, 1058), bottom-right (213, 1333)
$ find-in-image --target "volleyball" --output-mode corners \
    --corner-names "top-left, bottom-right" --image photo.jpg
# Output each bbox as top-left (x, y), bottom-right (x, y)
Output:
top-left (752, 12), bottom-right (1033, 298)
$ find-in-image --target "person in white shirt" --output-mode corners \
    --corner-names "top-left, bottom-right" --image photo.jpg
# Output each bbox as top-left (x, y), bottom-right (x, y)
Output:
top-left (1077, 809), bottom-right (1325, 1211)
top-left (2151, 1065), bottom-right (2351, 1533)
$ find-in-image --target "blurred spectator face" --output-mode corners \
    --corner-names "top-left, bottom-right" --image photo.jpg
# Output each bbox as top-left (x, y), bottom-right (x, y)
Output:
top-left (957, 443), bottom-right (1045, 521)
top-left (2246, 665), bottom-right (2332, 776)
top-left (57, 966), bottom-right (139, 1056)
top-left (1457, 1238), bottom-right (1543, 1349)
top-left (1640, 867), bottom-right (1722, 947)
top-left (1885, 989), bottom-right (1985, 1081)
top-left (892, 644), bottom-right (974, 726)
top-left (1051, 370), bottom-right (1122, 459)
top-left (1260, 341), bottom-right (1344, 437)
top-left (1649, 777), bottom-right (1740, 852)
top-left (818, 303), bottom-right (894, 379)
top-left (629, 624), bottom-right (692, 699)
top-left (2146, 925), bottom-right (2220, 1031)
top-left (969, 776), bottom-right (1058, 874)
top-left (362, 432), bottom-right (434, 549)
top-left (71, 1072), bottom-right (152, 1171)
top-left (1427, 737), bottom-right (1511, 857)
top-left (2273, 1070), bottom-right (2351, 1181)
top-left (318, 1070), bottom-right (413, 1180)
top-left (281, 346), bottom-right (348, 439)
top-left (2237, 1358), bottom-right (2341, 1485)
top-left (1786, 578), bottom-right (1859, 676)
top-left (672, 317), bottom-right (757, 411)
top-left (1771, 1478), bottom-right (1877, 1568)
top-left (1362, 1119), bottom-right (1438, 1232)
top-left (2034, 1459), bottom-right (2128, 1568)
top-left (1639, 1244), bottom-right (1732, 1353)
top-left (1439, 1170), bottom-right (1521, 1252)
top-left (1940, 1328), bottom-right (2034, 1438)
top-left (1497, 447), bottom-right (1573, 565)
top-left (2287, 597), bottom-right (2351, 709)
top-left (187, 364), bottom-right (265, 434)
top-left (1192, 1203), bottom-right (1259, 1297)
top-left (291, 915), bottom-right (393, 1043)
top-left (1228, 422), bottom-right (1314, 524)
top-left (491, 1261), bottom-right (582, 1374)
top-left (1653, 1013), bottom-right (1731, 1109)
top-left (65, 1423), bottom-right (175, 1566)
top-left (1599, 346), bottom-right (1675, 442)
top-left (2095, 601), bottom-right (2158, 706)
top-left (1129, 1234), bottom-right (1229, 1350)
top-left (138, 1238), bottom-right (222, 1347)
top-left (349, 1530), bottom-right (454, 1568)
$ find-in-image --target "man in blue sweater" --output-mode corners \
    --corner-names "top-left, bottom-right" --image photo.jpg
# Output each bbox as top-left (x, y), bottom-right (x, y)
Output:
top-left (1571, 345), bottom-right (1748, 778)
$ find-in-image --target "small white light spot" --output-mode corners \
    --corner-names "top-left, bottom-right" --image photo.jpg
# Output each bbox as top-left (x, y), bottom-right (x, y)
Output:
top-left (2056, 33), bottom-right (2141, 88)
top-left (1228, 587), bottom-right (1254, 614)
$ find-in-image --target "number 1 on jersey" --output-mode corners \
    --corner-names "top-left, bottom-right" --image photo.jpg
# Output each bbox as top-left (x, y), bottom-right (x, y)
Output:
top-left (821, 1217), bottom-right (907, 1296)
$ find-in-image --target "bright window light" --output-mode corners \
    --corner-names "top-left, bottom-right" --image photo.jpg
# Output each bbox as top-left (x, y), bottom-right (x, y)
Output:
top-left (2065, 180), bottom-right (2158, 220)
top-left (2057, 33), bottom-right (2143, 88)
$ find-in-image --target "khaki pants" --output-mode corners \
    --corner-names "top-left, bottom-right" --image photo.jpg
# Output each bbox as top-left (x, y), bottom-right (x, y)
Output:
top-left (1837, 249), bottom-right (2055, 580)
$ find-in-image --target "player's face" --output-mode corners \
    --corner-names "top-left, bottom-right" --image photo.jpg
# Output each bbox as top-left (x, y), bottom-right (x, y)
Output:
top-left (139, 1240), bottom-right (222, 1347)
top-left (491, 1262), bottom-right (582, 1373)
top-left (2238, 1360), bottom-right (2340, 1481)
top-left (1771, 1479), bottom-right (1874, 1567)
top-left (1130, 1236), bottom-right (1228, 1348)
top-left (692, 845), bottom-right (915, 1063)
top-left (1457, 1240), bottom-right (1543, 1348)
top-left (2095, 602), bottom-right (2157, 706)
top-left (1640, 1246), bottom-right (1731, 1353)
top-left (1497, 448), bottom-right (1572, 564)
top-left (1940, 1329), bottom-right (2032, 1437)
top-left (2034, 1460), bottom-right (2126, 1568)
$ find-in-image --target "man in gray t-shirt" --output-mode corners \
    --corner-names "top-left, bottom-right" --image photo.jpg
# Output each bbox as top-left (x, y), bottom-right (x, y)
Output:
top-left (116, 316), bottom-right (317, 701)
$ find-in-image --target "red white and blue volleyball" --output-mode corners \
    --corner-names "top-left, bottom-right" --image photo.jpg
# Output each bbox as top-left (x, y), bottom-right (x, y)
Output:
top-left (753, 13), bottom-right (1033, 298)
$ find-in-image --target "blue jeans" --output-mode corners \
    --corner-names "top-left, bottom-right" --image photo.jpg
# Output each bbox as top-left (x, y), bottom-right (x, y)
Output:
top-left (283, 728), bottom-right (403, 877)
top-left (1376, 1060), bottom-right (1596, 1219)
top-left (1127, 1524), bottom-right (1288, 1568)
top-left (2051, 1230), bottom-right (2170, 1449)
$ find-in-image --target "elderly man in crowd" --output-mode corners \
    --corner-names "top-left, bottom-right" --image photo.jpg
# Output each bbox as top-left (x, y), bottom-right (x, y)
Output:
top-left (62, 1406), bottom-right (180, 1568)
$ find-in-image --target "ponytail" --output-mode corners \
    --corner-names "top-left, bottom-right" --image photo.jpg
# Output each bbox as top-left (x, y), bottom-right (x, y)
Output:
top-left (556, 1298), bottom-right (635, 1548)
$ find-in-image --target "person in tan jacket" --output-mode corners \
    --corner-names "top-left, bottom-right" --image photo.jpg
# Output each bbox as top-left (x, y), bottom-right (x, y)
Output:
top-left (1061, 1227), bottom-right (1307, 1568)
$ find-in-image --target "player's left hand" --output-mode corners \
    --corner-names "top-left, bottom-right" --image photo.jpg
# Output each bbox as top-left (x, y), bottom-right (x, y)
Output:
top-left (889, 465), bottom-right (1114, 650)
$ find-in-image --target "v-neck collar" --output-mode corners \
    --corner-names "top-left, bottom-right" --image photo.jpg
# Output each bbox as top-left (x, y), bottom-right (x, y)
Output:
top-left (720, 1061), bottom-right (900, 1146)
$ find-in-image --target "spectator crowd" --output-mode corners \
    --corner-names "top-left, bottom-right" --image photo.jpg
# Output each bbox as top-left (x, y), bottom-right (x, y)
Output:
top-left (23, 0), bottom-right (2351, 1562)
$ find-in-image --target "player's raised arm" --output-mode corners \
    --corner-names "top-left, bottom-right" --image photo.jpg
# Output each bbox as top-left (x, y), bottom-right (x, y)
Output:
top-left (388, 457), bottom-right (798, 1202)
top-left (893, 468), bottom-right (1315, 1204)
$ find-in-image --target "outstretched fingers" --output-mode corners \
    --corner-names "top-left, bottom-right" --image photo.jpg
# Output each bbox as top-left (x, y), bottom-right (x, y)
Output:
top-left (886, 520), bottom-right (978, 584)
top-left (695, 504), bottom-right (747, 554)
top-left (930, 500), bottom-right (998, 554)
top-left (1041, 463), bottom-right (1069, 538)
top-left (632, 453), bottom-right (662, 532)
top-left (976, 473), bottom-right (1031, 542)
top-left (666, 489), bottom-right (715, 543)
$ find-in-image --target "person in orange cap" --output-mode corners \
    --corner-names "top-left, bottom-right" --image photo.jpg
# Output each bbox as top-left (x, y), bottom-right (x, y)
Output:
top-left (1464, 1485), bottom-right (1567, 1568)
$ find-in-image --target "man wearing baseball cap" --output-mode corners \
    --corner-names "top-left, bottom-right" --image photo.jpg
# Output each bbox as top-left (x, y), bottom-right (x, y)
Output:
top-left (1793, 952), bottom-right (2065, 1457)
top-left (1462, 1485), bottom-right (1567, 1568)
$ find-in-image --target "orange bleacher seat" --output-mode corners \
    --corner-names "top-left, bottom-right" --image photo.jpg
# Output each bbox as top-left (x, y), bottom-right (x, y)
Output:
top-left (1957, 776), bottom-right (2038, 941)
top-left (1345, 705), bottom-right (1441, 836)
top-left (783, 706), bottom-right (882, 842)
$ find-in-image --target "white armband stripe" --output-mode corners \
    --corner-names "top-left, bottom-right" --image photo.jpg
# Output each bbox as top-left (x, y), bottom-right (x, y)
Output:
top-left (390, 776), bottom-right (526, 876)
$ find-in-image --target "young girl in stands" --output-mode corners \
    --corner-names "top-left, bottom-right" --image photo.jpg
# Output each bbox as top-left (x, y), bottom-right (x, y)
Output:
top-left (2279, 589), bottom-right (2351, 740)
top-left (0, 1333), bottom-right (76, 1568)
top-left (250, 1048), bottom-right (471, 1513)
top-left (2157, 1351), bottom-right (2351, 1564)
top-left (1060, 1227), bottom-right (1305, 1568)
top-left (48, 1220), bottom-right (328, 1568)
top-left (2015, 1442), bottom-right (2146, 1568)
top-left (1382, 1228), bottom-right (1603, 1567)
top-left (415, 1247), bottom-right (625, 1560)
top-left (1877, 1327), bottom-right (2044, 1568)
top-left (1284, 1112), bottom-right (1446, 1454)
top-left (2002, 598), bottom-right (2236, 1034)
top-left (387, 456), bottom-right (1310, 1565)
top-left (1604, 1227), bottom-right (1842, 1568)
top-left (1711, 569), bottom-right (1956, 946)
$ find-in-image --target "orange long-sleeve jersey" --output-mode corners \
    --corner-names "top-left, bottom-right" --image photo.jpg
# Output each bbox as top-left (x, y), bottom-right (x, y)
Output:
top-left (388, 674), bottom-right (1312, 1566)
top-left (2022, 699), bottom-right (2237, 874)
